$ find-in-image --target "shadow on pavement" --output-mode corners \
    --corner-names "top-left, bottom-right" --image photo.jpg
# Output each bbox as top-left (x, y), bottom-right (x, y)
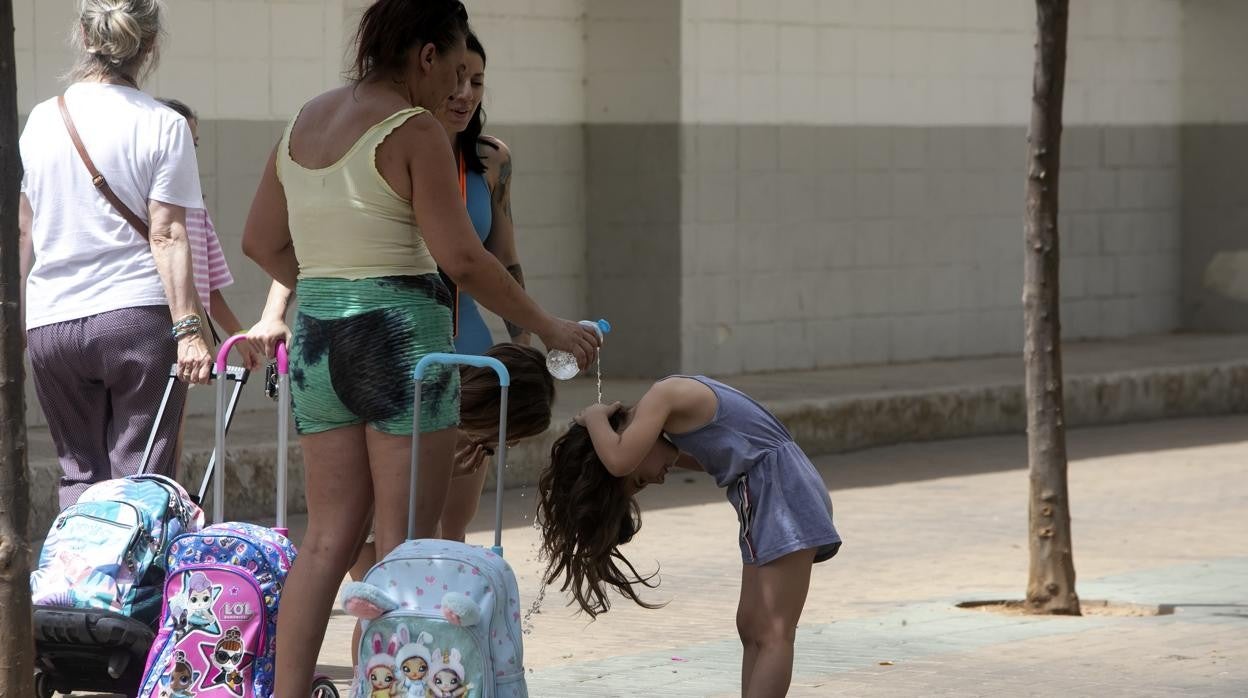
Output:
top-left (458, 414), bottom-right (1248, 537)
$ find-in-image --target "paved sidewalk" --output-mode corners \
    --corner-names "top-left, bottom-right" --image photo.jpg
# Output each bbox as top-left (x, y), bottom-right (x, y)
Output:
top-left (76, 415), bottom-right (1247, 696)
top-left (301, 414), bottom-right (1247, 696)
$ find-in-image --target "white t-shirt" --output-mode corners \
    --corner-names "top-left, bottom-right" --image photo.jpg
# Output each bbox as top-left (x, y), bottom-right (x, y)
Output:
top-left (20, 82), bottom-right (203, 330)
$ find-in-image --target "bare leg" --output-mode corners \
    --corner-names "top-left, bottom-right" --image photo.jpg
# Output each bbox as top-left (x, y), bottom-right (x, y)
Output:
top-left (439, 459), bottom-right (488, 542)
top-left (736, 549), bottom-right (815, 698)
top-left (343, 427), bottom-right (455, 673)
top-left (273, 427), bottom-right (373, 698)
top-left (366, 426), bottom-right (457, 556)
top-left (737, 568), bottom-right (759, 694)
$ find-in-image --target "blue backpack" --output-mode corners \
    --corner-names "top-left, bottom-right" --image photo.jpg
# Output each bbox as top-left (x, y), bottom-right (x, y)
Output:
top-left (30, 474), bottom-right (203, 627)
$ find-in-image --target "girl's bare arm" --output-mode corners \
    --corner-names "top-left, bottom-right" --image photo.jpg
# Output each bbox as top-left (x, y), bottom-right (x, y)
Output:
top-left (581, 383), bottom-right (679, 477)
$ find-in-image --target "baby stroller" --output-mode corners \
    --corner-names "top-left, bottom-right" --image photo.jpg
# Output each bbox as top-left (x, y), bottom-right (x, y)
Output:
top-left (32, 362), bottom-right (249, 698)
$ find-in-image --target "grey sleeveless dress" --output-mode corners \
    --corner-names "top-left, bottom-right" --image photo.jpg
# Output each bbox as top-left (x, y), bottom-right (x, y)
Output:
top-left (663, 376), bottom-right (841, 566)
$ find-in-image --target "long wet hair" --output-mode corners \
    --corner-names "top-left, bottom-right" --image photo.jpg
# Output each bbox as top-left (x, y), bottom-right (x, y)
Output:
top-left (536, 412), bottom-right (663, 619)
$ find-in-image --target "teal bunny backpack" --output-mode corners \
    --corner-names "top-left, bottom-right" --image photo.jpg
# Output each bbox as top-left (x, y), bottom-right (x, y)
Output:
top-left (343, 354), bottom-right (528, 698)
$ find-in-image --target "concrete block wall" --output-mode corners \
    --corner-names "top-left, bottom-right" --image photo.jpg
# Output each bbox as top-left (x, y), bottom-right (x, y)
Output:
top-left (584, 1), bottom-right (684, 376)
top-left (15, 0), bottom-right (1246, 388)
top-left (1179, 0), bottom-right (1248, 332)
top-left (468, 0), bottom-right (590, 344)
top-left (16, 0), bottom-right (590, 422)
top-left (675, 0), bottom-right (1187, 375)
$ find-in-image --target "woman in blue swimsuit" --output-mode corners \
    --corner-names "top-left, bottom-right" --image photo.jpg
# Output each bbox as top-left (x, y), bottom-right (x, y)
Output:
top-left (437, 31), bottom-right (532, 541)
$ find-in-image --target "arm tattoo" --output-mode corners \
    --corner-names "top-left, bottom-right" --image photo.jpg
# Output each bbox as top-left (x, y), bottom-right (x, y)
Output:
top-left (505, 263), bottom-right (526, 338)
top-left (496, 157), bottom-right (514, 222)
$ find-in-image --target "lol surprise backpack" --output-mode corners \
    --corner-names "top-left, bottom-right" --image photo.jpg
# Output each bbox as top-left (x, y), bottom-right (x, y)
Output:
top-left (137, 525), bottom-right (296, 697)
top-left (136, 340), bottom-right (304, 698)
top-left (342, 354), bottom-right (529, 698)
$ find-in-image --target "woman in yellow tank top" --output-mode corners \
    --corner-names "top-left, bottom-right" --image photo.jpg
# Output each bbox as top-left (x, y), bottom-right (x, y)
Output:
top-left (239, 2), bottom-right (599, 694)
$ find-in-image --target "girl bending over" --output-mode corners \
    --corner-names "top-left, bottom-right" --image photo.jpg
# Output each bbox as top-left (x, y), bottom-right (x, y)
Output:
top-left (537, 376), bottom-right (841, 698)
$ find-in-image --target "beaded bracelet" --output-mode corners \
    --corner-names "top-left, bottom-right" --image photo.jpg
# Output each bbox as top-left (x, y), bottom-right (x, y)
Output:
top-left (172, 315), bottom-right (201, 340)
top-left (173, 325), bottom-right (201, 341)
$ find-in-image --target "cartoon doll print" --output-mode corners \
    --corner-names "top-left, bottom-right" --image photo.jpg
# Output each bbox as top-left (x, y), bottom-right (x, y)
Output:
top-left (166, 650), bottom-right (200, 698)
top-left (425, 648), bottom-right (472, 698)
top-left (394, 627), bottom-right (434, 698)
top-left (201, 627), bottom-right (253, 696)
top-left (172, 570), bottom-right (222, 639)
top-left (364, 631), bottom-right (401, 698)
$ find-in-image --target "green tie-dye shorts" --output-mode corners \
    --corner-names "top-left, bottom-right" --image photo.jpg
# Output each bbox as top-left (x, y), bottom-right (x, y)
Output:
top-left (288, 275), bottom-right (460, 435)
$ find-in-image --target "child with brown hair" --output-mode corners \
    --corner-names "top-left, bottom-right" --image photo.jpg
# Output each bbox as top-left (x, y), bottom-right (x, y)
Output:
top-left (537, 375), bottom-right (842, 698)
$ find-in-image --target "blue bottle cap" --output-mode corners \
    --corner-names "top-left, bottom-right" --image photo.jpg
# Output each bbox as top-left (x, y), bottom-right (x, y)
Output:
top-left (596, 319), bottom-right (612, 334)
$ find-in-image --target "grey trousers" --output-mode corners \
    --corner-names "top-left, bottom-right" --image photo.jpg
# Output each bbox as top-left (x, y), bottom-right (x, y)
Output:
top-left (28, 305), bottom-right (187, 509)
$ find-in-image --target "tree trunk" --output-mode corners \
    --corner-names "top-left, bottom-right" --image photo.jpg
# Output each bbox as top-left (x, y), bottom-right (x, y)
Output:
top-left (0, 0), bottom-right (35, 692)
top-left (1023, 0), bottom-right (1079, 616)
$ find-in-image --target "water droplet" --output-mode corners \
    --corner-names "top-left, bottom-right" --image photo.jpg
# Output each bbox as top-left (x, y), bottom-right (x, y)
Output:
top-left (522, 582), bottom-right (548, 634)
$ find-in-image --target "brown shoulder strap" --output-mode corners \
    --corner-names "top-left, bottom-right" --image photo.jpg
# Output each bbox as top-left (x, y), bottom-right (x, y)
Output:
top-left (58, 95), bottom-right (150, 240)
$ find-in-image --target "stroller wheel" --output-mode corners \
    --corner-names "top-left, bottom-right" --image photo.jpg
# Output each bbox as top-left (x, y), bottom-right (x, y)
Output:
top-left (34, 670), bottom-right (55, 698)
top-left (310, 675), bottom-right (340, 697)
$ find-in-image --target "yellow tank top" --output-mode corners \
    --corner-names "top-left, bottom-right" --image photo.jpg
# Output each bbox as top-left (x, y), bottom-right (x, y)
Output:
top-left (277, 107), bottom-right (437, 280)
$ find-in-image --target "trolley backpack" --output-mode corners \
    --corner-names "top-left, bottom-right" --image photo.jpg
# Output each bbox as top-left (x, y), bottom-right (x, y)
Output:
top-left (32, 474), bottom-right (200, 625)
top-left (31, 363), bottom-right (248, 698)
top-left (342, 353), bottom-right (528, 698)
top-left (137, 337), bottom-right (335, 698)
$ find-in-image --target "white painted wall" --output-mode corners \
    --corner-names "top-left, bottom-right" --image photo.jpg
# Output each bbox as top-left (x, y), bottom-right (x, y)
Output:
top-left (16, 0), bottom-right (589, 125)
top-left (16, 0), bottom-right (346, 118)
top-left (468, 0), bottom-right (587, 125)
top-left (680, 0), bottom-right (1185, 126)
top-left (1181, 0), bottom-right (1248, 123)
top-left (584, 0), bottom-right (681, 123)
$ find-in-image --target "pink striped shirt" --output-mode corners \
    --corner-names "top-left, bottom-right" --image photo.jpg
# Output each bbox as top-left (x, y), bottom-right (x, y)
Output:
top-left (186, 208), bottom-right (234, 313)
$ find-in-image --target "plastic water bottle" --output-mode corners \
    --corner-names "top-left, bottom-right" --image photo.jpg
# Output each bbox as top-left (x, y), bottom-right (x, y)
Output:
top-left (547, 319), bottom-right (611, 380)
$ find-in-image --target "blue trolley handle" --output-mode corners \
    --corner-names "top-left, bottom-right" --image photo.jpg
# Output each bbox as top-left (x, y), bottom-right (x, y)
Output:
top-left (410, 353), bottom-right (511, 554)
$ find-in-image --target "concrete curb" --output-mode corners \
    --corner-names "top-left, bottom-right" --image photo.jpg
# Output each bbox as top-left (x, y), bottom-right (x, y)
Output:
top-left (774, 361), bottom-right (1248, 455)
top-left (28, 360), bottom-right (1248, 537)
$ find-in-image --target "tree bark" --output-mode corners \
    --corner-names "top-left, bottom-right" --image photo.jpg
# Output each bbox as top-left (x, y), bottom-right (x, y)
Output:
top-left (0, 0), bottom-right (35, 692)
top-left (1023, 0), bottom-right (1079, 616)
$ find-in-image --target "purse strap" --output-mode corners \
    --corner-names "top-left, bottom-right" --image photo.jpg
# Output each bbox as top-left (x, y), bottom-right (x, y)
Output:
top-left (58, 95), bottom-right (223, 344)
top-left (58, 94), bottom-right (150, 240)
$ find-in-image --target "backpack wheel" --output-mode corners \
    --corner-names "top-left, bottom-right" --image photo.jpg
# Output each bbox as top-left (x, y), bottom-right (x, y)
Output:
top-left (34, 670), bottom-right (55, 698)
top-left (310, 675), bottom-right (340, 697)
